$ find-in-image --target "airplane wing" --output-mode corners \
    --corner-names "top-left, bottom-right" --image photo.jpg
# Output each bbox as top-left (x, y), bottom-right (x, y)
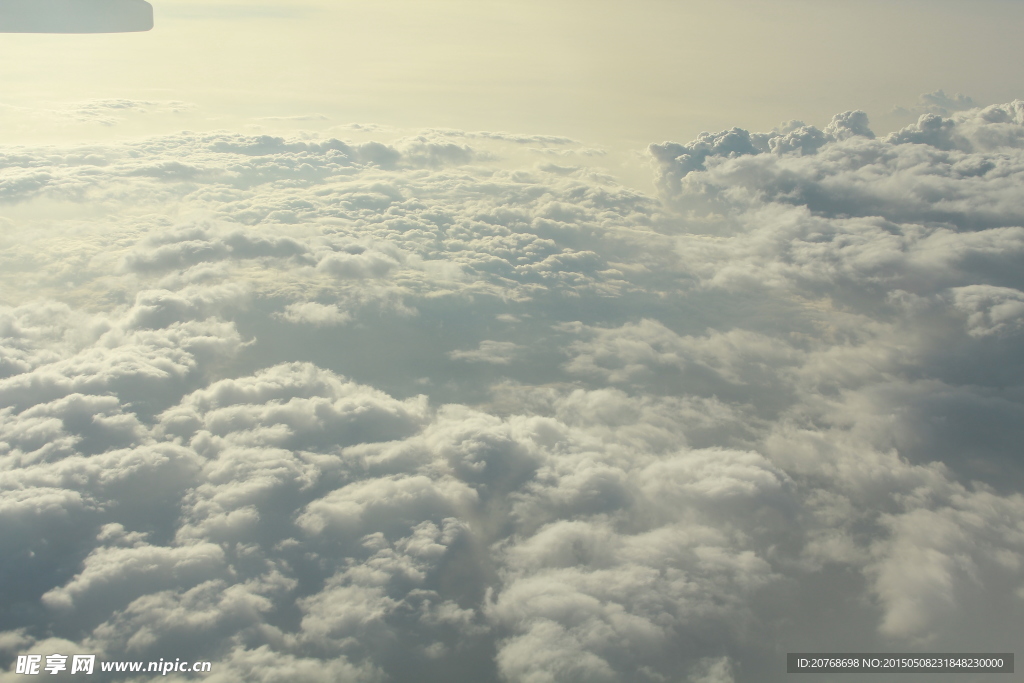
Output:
top-left (0, 0), bottom-right (153, 33)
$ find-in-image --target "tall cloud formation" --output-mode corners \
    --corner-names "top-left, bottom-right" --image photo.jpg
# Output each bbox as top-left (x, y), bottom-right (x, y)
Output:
top-left (2, 104), bottom-right (1024, 682)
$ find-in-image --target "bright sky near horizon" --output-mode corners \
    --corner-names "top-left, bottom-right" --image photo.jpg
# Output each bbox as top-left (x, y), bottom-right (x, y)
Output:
top-left (1, 0), bottom-right (1022, 151)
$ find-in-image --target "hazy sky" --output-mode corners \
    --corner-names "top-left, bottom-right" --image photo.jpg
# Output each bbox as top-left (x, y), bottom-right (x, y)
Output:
top-left (1, 0), bottom-right (1023, 150)
top-left (2, 3), bottom-right (1024, 683)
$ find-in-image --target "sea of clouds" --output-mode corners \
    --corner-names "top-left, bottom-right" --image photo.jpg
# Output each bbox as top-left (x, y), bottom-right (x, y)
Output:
top-left (2, 100), bottom-right (1024, 682)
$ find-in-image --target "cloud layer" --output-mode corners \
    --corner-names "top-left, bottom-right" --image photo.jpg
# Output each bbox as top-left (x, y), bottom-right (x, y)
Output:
top-left (3, 105), bottom-right (1024, 682)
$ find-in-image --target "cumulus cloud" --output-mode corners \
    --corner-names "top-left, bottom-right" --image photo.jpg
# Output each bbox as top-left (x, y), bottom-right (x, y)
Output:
top-left (893, 90), bottom-right (978, 118)
top-left (449, 341), bottom-right (521, 365)
top-left (3, 103), bottom-right (1024, 682)
top-left (276, 302), bottom-right (351, 327)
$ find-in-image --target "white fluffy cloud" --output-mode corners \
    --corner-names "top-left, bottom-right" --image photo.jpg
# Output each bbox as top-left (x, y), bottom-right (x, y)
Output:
top-left (3, 103), bottom-right (1024, 681)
